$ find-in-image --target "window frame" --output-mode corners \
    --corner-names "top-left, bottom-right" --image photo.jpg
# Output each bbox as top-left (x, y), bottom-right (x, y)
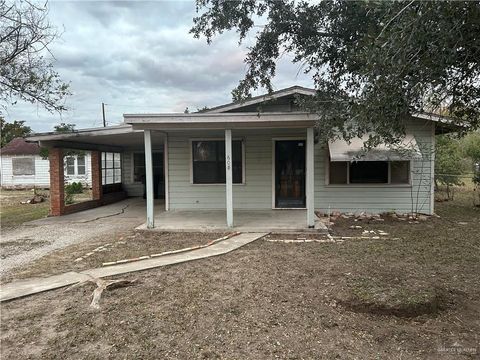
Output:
top-left (101, 152), bottom-right (122, 185)
top-left (189, 138), bottom-right (246, 186)
top-left (76, 155), bottom-right (86, 175)
top-left (64, 155), bottom-right (87, 176)
top-left (325, 153), bottom-right (412, 187)
top-left (65, 156), bottom-right (76, 176)
top-left (12, 157), bottom-right (35, 176)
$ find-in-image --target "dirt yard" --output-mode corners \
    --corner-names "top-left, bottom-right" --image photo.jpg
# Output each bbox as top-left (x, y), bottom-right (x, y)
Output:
top-left (1, 189), bottom-right (479, 359)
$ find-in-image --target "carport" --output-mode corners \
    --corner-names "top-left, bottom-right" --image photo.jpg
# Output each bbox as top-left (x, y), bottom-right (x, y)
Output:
top-left (27, 125), bottom-right (167, 216)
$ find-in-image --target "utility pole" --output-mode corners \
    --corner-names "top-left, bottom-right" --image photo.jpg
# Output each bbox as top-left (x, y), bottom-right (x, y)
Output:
top-left (102, 102), bottom-right (106, 127)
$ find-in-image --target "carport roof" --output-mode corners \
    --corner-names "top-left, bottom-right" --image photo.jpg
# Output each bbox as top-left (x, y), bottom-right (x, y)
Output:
top-left (26, 124), bottom-right (164, 152)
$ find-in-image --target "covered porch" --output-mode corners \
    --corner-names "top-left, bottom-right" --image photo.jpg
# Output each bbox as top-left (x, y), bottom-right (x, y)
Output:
top-left (126, 112), bottom-right (318, 231)
top-left (137, 208), bottom-right (326, 232)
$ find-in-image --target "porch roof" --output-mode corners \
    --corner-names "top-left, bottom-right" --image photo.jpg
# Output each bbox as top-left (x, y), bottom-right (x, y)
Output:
top-left (124, 112), bottom-right (317, 130)
top-left (26, 124), bottom-right (164, 152)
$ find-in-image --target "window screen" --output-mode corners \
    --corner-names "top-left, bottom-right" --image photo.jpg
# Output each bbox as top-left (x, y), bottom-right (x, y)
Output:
top-left (329, 161), bottom-right (348, 184)
top-left (390, 161), bottom-right (410, 184)
top-left (66, 157), bottom-right (75, 175)
top-left (192, 140), bottom-right (243, 184)
top-left (350, 161), bottom-right (388, 183)
top-left (328, 160), bottom-right (408, 184)
top-left (12, 158), bottom-right (35, 175)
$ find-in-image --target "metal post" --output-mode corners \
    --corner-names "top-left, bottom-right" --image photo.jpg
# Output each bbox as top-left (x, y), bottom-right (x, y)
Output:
top-left (306, 127), bottom-right (315, 228)
top-left (225, 129), bottom-right (233, 227)
top-left (144, 130), bottom-right (155, 228)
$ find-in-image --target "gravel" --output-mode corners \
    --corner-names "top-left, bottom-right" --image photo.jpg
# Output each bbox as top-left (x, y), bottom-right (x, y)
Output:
top-left (0, 200), bottom-right (147, 276)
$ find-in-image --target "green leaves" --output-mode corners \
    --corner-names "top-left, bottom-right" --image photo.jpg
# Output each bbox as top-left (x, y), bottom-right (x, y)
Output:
top-left (192, 0), bottom-right (480, 142)
top-left (0, 118), bottom-right (32, 147)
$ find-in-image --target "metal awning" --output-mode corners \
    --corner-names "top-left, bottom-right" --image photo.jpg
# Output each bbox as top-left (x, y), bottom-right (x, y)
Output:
top-left (328, 134), bottom-right (422, 162)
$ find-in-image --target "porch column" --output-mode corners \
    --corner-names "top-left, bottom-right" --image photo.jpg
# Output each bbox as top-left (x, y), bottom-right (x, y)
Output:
top-left (164, 134), bottom-right (169, 211)
top-left (144, 130), bottom-right (155, 228)
top-left (225, 129), bottom-right (233, 227)
top-left (90, 150), bottom-right (103, 202)
top-left (306, 127), bottom-right (315, 228)
top-left (49, 148), bottom-right (65, 216)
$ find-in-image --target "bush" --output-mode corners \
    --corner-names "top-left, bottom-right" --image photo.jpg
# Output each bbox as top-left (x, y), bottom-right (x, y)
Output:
top-left (66, 182), bottom-right (83, 194)
top-left (65, 182), bottom-right (83, 204)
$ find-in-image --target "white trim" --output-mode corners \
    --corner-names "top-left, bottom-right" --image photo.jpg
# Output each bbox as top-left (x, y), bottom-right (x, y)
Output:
top-left (164, 134), bottom-right (169, 211)
top-left (271, 137), bottom-right (307, 209)
top-left (306, 127), bottom-right (315, 227)
top-left (205, 86), bottom-right (316, 113)
top-left (189, 137), bottom-right (246, 185)
top-left (225, 129), bottom-right (233, 227)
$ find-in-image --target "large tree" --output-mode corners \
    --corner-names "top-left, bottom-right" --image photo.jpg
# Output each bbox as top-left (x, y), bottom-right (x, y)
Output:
top-left (0, 116), bottom-right (32, 147)
top-left (191, 0), bottom-right (480, 145)
top-left (0, 0), bottom-right (70, 113)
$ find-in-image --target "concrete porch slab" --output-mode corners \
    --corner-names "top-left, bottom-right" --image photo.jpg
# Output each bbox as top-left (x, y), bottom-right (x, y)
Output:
top-left (137, 209), bottom-right (327, 233)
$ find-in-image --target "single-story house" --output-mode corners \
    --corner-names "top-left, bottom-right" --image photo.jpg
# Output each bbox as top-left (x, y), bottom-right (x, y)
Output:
top-left (1, 138), bottom-right (92, 189)
top-left (27, 86), bottom-right (453, 229)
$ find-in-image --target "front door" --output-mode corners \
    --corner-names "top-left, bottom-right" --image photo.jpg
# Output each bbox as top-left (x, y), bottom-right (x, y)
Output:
top-left (275, 140), bottom-right (306, 208)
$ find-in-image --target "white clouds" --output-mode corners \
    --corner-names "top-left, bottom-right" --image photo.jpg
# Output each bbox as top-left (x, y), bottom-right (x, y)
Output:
top-left (4, 1), bottom-right (312, 132)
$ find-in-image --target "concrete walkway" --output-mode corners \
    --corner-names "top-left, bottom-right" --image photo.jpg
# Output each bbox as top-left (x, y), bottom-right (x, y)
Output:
top-left (0, 232), bottom-right (266, 302)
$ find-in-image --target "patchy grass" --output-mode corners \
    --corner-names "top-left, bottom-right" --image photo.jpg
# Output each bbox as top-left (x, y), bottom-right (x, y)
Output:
top-left (1, 187), bottom-right (479, 359)
top-left (1, 231), bottom-right (227, 283)
top-left (0, 189), bottom-right (94, 229)
top-left (0, 190), bottom-right (50, 229)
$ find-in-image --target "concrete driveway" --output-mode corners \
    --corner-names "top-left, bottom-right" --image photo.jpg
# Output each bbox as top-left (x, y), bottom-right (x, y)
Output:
top-left (0, 198), bottom-right (163, 276)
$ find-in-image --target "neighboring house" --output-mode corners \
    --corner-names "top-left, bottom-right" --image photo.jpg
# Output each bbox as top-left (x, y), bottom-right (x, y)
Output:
top-left (0, 138), bottom-right (92, 189)
top-left (27, 86), bottom-right (455, 228)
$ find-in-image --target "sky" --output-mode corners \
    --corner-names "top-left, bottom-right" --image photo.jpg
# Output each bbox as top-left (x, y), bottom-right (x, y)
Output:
top-left (4, 0), bottom-right (313, 133)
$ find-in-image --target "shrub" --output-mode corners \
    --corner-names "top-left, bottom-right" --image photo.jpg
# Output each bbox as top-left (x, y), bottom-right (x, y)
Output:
top-left (65, 182), bottom-right (83, 204)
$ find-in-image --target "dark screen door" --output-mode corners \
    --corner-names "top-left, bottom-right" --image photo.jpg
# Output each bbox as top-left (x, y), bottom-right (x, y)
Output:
top-left (275, 140), bottom-right (306, 208)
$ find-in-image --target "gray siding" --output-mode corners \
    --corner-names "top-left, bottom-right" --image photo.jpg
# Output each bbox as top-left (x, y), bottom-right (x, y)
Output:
top-left (122, 152), bottom-right (143, 196)
top-left (165, 119), bottom-right (434, 214)
top-left (168, 129), bottom-right (306, 210)
top-left (314, 119), bottom-right (434, 214)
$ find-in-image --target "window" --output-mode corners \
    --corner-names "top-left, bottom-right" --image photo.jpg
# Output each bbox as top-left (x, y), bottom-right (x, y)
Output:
top-left (12, 158), bottom-right (35, 175)
top-left (133, 153), bottom-right (163, 183)
top-left (133, 153), bottom-right (145, 183)
top-left (77, 156), bottom-right (86, 175)
top-left (192, 140), bottom-right (243, 184)
top-left (329, 161), bottom-right (348, 184)
top-left (390, 161), bottom-right (410, 184)
top-left (101, 152), bottom-right (122, 185)
top-left (350, 161), bottom-right (388, 183)
top-left (328, 160), bottom-right (410, 185)
top-left (66, 157), bottom-right (75, 175)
